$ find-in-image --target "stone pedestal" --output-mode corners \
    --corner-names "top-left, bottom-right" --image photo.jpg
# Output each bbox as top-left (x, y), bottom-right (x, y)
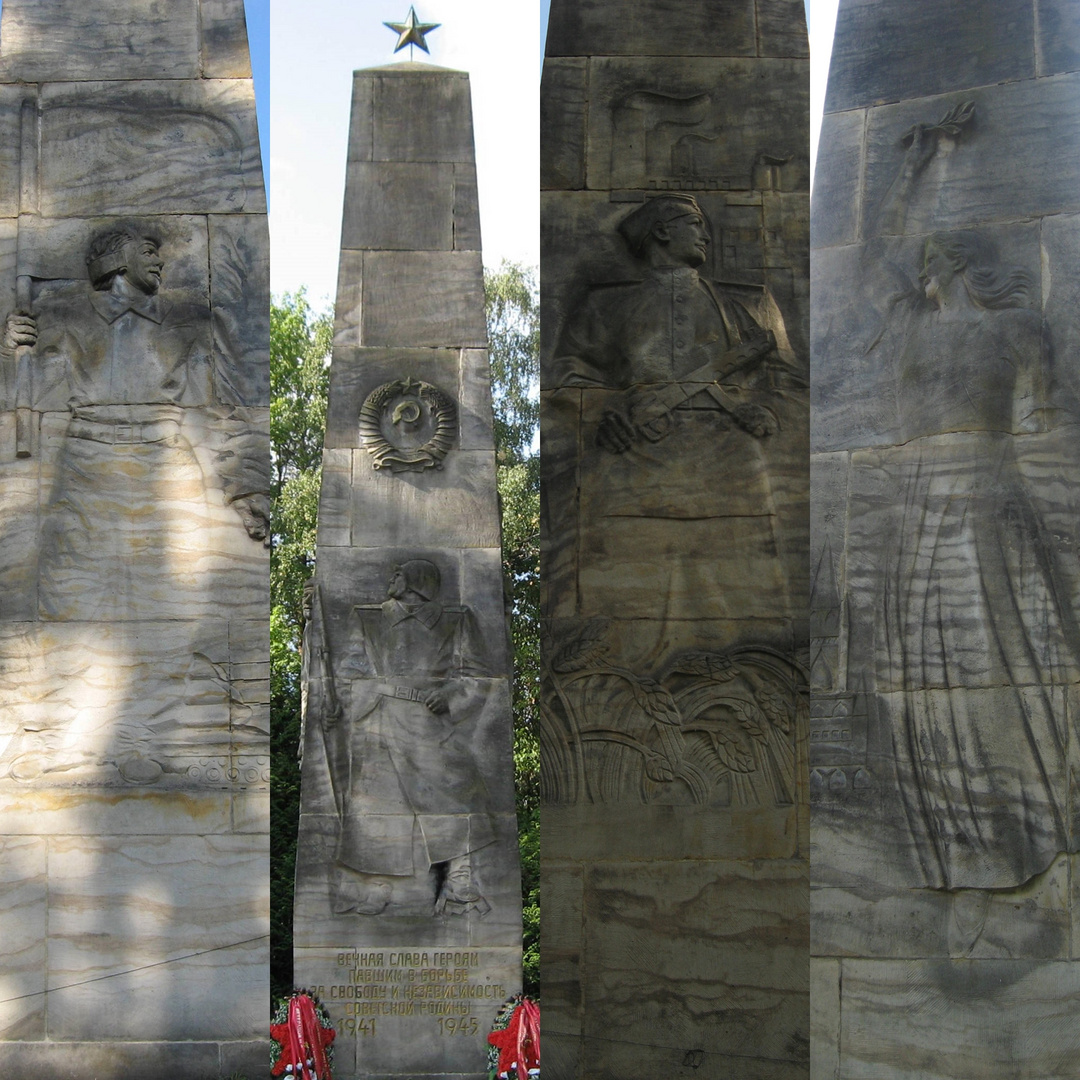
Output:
top-left (0, 2), bottom-right (269, 1077)
top-left (540, 2), bottom-right (811, 1076)
top-left (293, 63), bottom-right (522, 1080)
top-left (812, 1), bottom-right (1080, 1076)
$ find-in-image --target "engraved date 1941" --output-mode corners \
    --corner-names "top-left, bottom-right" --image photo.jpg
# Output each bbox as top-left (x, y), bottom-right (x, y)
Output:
top-left (340, 1017), bottom-right (377, 1037)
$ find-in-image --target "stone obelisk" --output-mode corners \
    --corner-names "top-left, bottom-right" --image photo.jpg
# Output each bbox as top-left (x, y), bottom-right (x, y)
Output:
top-left (540, 1), bottom-right (810, 1076)
top-left (292, 54), bottom-right (523, 1080)
top-left (0, 1), bottom-right (270, 1076)
top-left (812, 0), bottom-right (1080, 1075)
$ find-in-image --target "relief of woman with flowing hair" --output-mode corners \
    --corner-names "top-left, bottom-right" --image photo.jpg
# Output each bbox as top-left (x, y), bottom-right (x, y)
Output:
top-left (843, 117), bottom-right (1080, 950)
top-left (876, 228), bottom-right (1079, 897)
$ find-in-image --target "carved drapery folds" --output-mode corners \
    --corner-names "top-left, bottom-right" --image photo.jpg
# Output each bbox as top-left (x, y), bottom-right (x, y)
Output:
top-left (813, 6), bottom-right (1080, 1066)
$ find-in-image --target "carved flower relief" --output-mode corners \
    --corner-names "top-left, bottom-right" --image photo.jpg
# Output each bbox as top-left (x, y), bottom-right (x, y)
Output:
top-left (358, 377), bottom-right (457, 472)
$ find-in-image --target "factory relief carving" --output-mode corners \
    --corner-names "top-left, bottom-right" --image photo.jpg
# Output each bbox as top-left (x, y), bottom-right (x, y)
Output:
top-left (309, 561), bottom-right (496, 917)
top-left (358, 376), bottom-right (457, 472)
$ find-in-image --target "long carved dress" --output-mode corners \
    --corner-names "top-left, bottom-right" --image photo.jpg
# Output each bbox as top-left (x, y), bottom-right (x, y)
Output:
top-left (871, 302), bottom-right (1078, 889)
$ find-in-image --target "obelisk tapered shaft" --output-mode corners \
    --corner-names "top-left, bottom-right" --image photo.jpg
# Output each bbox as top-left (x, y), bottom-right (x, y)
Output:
top-left (294, 61), bottom-right (522, 1080)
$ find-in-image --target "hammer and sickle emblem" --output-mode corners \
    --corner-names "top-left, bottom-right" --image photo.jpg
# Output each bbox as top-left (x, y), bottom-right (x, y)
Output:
top-left (391, 399), bottom-right (422, 425)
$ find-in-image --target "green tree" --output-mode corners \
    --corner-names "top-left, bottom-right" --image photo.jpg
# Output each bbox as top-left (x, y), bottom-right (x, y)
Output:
top-left (269, 265), bottom-right (540, 1000)
top-left (269, 291), bottom-right (332, 1000)
top-left (485, 263), bottom-right (540, 995)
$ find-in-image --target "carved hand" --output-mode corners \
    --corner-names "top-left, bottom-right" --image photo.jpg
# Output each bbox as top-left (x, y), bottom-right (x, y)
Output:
top-left (737, 328), bottom-right (776, 363)
top-left (424, 689), bottom-right (450, 715)
top-left (3, 312), bottom-right (37, 353)
top-left (902, 123), bottom-right (938, 177)
top-left (596, 408), bottom-right (637, 453)
top-left (732, 402), bottom-right (778, 438)
top-left (232, 492), bottom-right (271, 547)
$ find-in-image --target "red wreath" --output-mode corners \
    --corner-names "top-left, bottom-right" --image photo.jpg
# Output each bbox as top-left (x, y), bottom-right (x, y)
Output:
top-left (487, 997), bottom-right (540, 1078)
top-left (271, 993), bottom-right (336, 1080)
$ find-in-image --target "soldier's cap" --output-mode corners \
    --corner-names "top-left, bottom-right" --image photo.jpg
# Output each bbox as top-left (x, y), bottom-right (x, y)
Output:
top-left (399, 559), bottom-right (441, 601)
top-left (618, 194), bottom-right (705, 255)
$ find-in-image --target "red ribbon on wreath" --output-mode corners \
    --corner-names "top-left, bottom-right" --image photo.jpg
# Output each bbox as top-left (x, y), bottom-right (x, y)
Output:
top-left (487, 997), bottom-right (540, 1078)
top-left (271, 992), bottom-right (335, 1080)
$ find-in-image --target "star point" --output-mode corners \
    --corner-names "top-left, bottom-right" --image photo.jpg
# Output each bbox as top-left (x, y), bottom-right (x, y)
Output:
top-left (383, 6), bottom-right (440, 54)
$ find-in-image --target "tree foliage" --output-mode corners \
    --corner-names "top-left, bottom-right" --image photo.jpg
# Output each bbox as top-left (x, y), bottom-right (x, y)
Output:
top-left (270, 266), bottom-right (540, 1000)
top-left (486, 263), bottom-right (540, 994)
top-left (269, 291), bottom-right (332, 999)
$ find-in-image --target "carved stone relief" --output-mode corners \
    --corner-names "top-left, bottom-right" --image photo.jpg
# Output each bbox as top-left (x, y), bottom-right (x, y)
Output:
top-left (816, 104), bottom-right (1080, 913)
top-left (307, 559), bottom-right (495, 918)
top-left (541, 617), bottom-right (803, 806)
top-left (543, 193), bottom-right (808, 805)
top-left (0, 222), bottom-right (271, 787)
top-left (358, 376), bottom-right (457, 472)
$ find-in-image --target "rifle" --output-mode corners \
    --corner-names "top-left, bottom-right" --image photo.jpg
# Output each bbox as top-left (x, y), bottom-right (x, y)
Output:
top-left (600, 330), bottom-right (779, 451)
top-left (311, 581), bottom-right (343, 817)
top-left (14, 275), bottom-right (32, 458)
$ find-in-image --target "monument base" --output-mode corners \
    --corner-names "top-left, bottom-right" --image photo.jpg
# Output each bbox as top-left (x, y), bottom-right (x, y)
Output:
top-left (294, 945), bottom-right (520, 1080)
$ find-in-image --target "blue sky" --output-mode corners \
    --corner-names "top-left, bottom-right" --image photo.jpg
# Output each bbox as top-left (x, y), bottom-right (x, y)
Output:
top-left (245, 0), bottom-right (270, 187)
top-left (269, 1), bottom-right (539, 303)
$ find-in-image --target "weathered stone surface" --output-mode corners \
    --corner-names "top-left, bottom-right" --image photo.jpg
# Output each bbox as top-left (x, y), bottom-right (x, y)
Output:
top-left (45, 834), bottom-right (267, 1039)
top-left (811, 854), bottom-right (1071, 960)
top-left (0, 789), bottom-right (234, 835)
top-left (0, 837), bottom-right (46, 1040)
top-left (541, 4), bottom-right (809, 1073)
top-left (809, 959), bottom-right (840, 1080)
top-left (545, 803), bottom-right (798, 860)
top-left (343, 162), bottom-right (455, 251)
top-left (545, 0), bottom-right (758, 57)
top-left (809, 110), bottom-right (864, 250)
top-left (314, 449), bottom-right (501, 551)
top-left (0, 3), bottom-right (269, 1068)
top-left (824, 0), bottom-right (1036, 114)
top-left (0, 0), bottom-right (200, 83)
top-left (540, 59), bottom-right (587, 191)
top-left (837, 959), bottom-right (1080, 1078)
top-left (200, 0), bottom-right (254, 80)
top-left (0, 90), bottom-right (23, 220)
top-left (0, 1041), bottom-right (223, 1079)
top-left (38, 80), bottom-right (264, 217)
top-left (359, 250), bottom-right (487, 348)
top-left (580, 861), bottom-right (809, 1078)
top-left (346, 66), bottom-right (476, 165)
top-left (297, 62), bottom-right (520, 1079)
top-left (758, 0), bottom-right (813, 59)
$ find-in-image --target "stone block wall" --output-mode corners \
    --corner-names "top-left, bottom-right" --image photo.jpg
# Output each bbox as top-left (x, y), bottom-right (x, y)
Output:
top-left (293, 63), bottom-right (522, 1080)
top-left (540, 2), bottom-right (811, 1076)
top-left (811, 1), bottom-right (1080, 1075)
top-left (0, 2), bottom-right (269, 1076)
